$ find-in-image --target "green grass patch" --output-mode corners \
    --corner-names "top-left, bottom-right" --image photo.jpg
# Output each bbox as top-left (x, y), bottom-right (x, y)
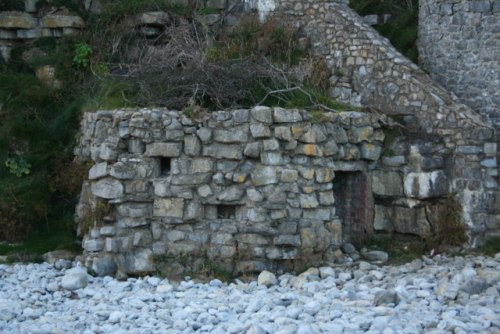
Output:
top-left (354, 233), bottom-right (427, 264)
top-left (475, 236), bottom-right (500, 256)
top-left (0, 217), bottom-right (80, 263)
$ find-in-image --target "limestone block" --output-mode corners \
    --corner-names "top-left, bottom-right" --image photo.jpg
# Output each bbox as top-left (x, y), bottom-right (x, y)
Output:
top-left (303, 208), bottom-right (331, 220)
top-left (484, 143), bottom-right (497, 157)
top-left (246, 188), bottom-right (264, 202)
top-left (251, 166), bottom-right (277, 186)
top-left (247, 207), bottom-right (268, 222)
top-left (382, 156), bottom-right (405, 167)
top-left (189, 158), bottom-right (213, 173)
top-left (145, 143), bottom-right (182, 157)
top-left (236, 233), bottom-right (268, 245)
top-left (300, 227), bottom-right (317, 248)
top-left (263, 139), bottom-right (279, 151)
top-left (136, 11), bottom-right (170, 25)
top-left (393, 206), bottom-right (431, 237)
top-left (197, 184), bottom-right (213, 197)
top-left (0, 29), bottom-right (16, 39)
top-left (184, 135), bottom-right (201, 157)
top-left (211, 233), bottom-right (233, 245)
top-left (261, 152), bottom-right (283, 165)
top-left (323, 140), bottom-right (339, 156)
top-left (233, 109), bottom-right (249, 123)
top-left (219, 245), bottom-right (236, 258)
top-left (363, 14), bottom-right (379, 25)
top-left (203, 144), bottom-right (242, 159)
top-left (300, 194), bottom-right (319, 208)
top-left (315, 168), bottom-right (334, 183)
top-left (250, 123), bottom-right (271, 139)
top-left (214, 126), bottom-right (249, 143)
top-left (318, 191), bottom-right (335, 205)
top-left (185, 201), bottom-right (203, 220)
top-left (100, 225), bottom-right (116, 236)
top-left (361, 143), bottom-right (382, 161)
top-left (480, 158), bottom-right (497, 168)
top-left (298, 166), bottom-right (315, 179)
top-left (128, 139), bottom-right (144, 153)
top-left (250, 106), bottom-right (273, 124)
top-left (131, 249), bottom-right (154, 272)
top-left (269, 209), bottom-right (286, 219)
top-left (153, 198), bottom-right (184, 218)
top-left (105, 238), bottom-right (117, 252)
top-left (404, 171), bottom-right (448, 199)
top-left (91, 177), bottom-right (123, 199)
top-left (299, 125), bottom-right (327, 143)
top-left (109, 162), bottom-right (136, 179)
top-left (0, 12), bottom-right (37, 29)
top-left (284, 139), bottom-right (298, 150)
top-left (164, 129), bottom-right (184, 141)
top-left (274, 126), bottom-right (293, 141)
top-left (217, 185), bottom-right (244, 201)
top-left (153, 179), bottom-right (170, 197)
top-left (372, 171), bottom-right (403, 197)
top-left (244, 142), bottom-right (262, 158)
top-left (41, 15), bottom-right (85, 28)
top-left (326, 124), bottom-right (348, 143)
top-left (273, 107), bottom-right (303, 123)
top-left (296, 144), bottom-right (323, 156)
top-left (89, 162), bottom-right (107, 180)
top-left (281, 169), bottom-right (298, 182)
top-left (350, 126), bottom-right (374, 143)
top-left (99, 143), bottom-right (118, 161)
top-left (83, 239), bottom-right (104, 252)
top-left (91, 255), bottom-right (116, 277)
top-left (291, 126), bottom-right (303, 139)
top-left (273, 235), bottom-right (301, 247)
top-left (373, 205), bottom-right (393, 232)
top-left (171, 173), bottom-right (211, 185)
top-left (16, 28), bottom-right (41, 38)
top-left (196, 127), bottom-right (212, 143)
top-left (116, 203), bottom-right (152, 218)
top-left (231, 172), bottom-right (246, 183)
top-left (118, 218), bottom-right (150, 228)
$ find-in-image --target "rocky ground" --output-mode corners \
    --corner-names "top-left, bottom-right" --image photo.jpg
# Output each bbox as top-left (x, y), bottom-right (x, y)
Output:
top-left (0, 254), bottom-right (499, 334)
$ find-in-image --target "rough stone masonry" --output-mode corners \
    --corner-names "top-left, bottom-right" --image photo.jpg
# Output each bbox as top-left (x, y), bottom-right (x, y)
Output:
top-left (71, 0), bottom-right (500, 276)
top-left (74, 107), bottom-right (386, 276)
top-left (74, 106), bottom-right (494, 277)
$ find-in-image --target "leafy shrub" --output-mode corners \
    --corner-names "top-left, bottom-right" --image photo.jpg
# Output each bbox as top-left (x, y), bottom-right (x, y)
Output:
top-left (73, 43), bottom-right (92, 68)
top-left (0, 0), bottom-right (24, 11)
top-left (349, 0), bottom-right (419, 62)
top-left (428, 195), bottom-right (468, 249)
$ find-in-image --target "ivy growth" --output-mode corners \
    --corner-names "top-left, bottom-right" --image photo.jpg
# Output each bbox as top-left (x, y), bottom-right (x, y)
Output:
top-left (73, 43), bottom-right (92, 69)
top-left (4, 157), bottom-right (31, 178)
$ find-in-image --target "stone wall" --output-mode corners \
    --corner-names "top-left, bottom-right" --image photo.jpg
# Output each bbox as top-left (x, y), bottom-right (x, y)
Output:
top-left (264, 0), bottom-right (499, 243)
top-left (0, 2), bottom-right (86, 62)
top-left (74, 107), bottom-right (388, 276)
top-left (419, 0), bottom-right (500, 126)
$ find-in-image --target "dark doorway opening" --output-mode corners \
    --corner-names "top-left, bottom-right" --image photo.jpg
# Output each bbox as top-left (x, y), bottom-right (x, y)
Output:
top-left (332, 171), bottom-right (374, 243)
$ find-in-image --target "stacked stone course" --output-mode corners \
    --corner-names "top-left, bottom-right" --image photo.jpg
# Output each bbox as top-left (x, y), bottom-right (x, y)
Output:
top-left (269, 0), bottom-right (498, 242)
top-left (419, 0), bottom-right (500, 125)
top-left (75, 107), bottom-right (387, 275)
